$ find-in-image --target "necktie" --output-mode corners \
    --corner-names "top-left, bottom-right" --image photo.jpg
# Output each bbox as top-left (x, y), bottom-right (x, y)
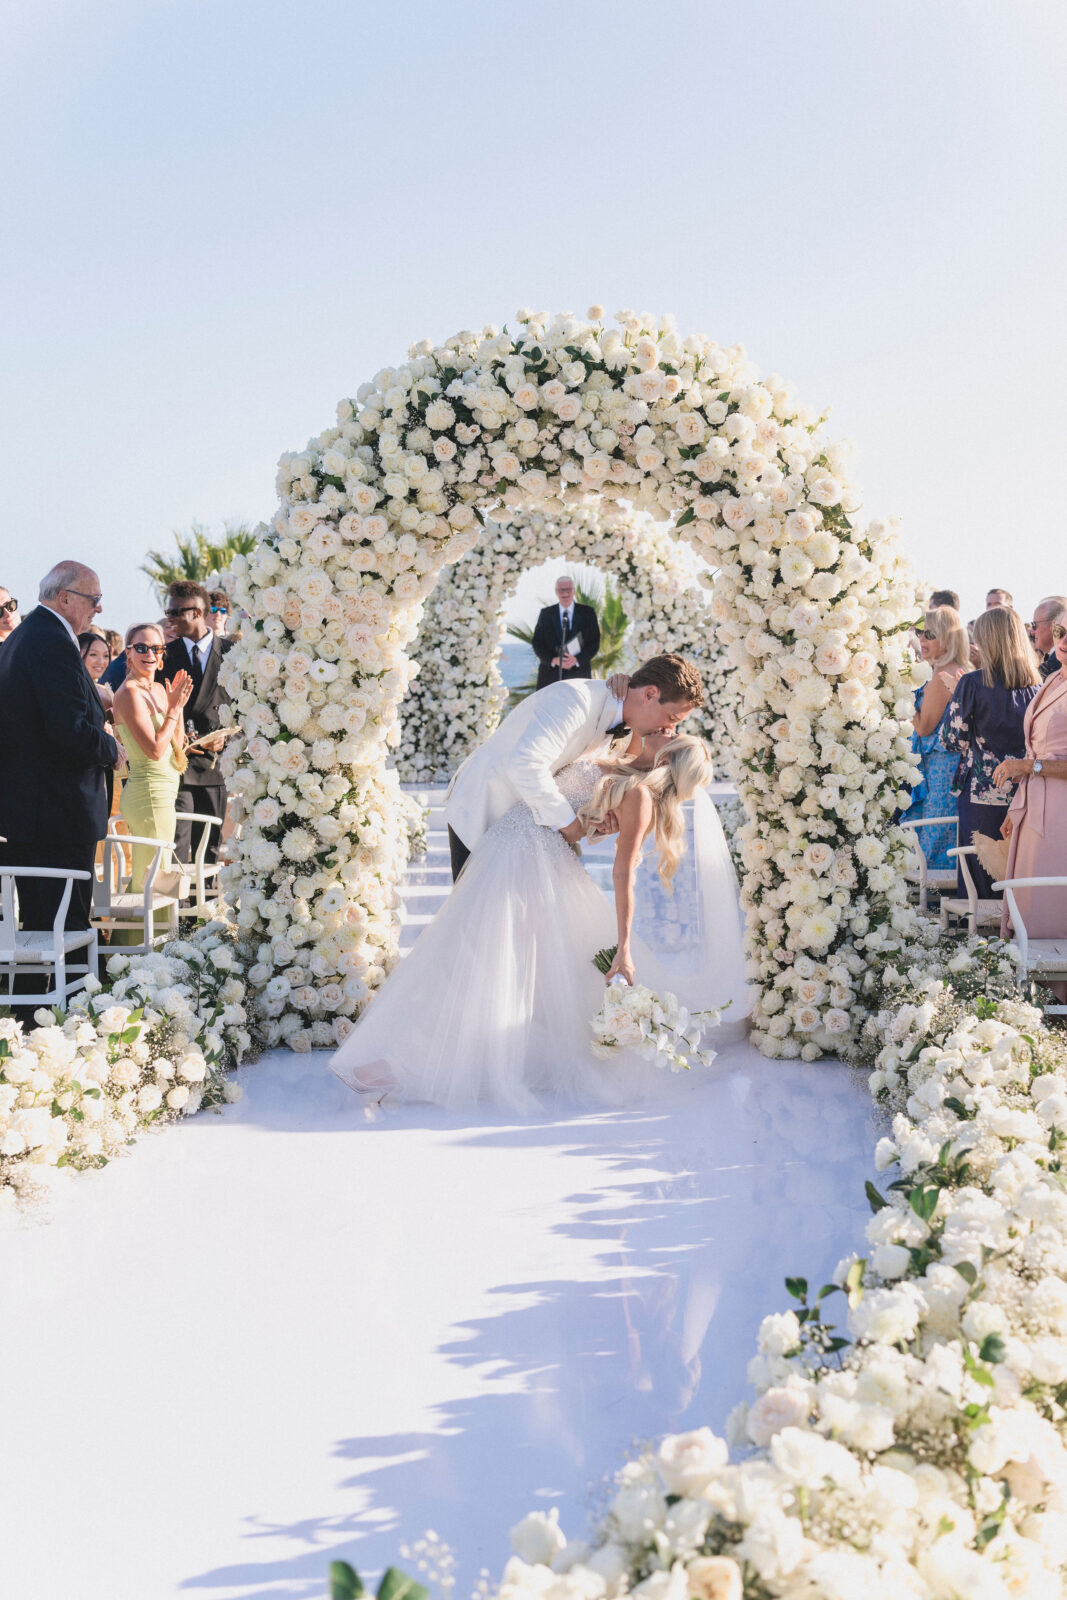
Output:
top-left (188, 639), bottom-right (205, 692)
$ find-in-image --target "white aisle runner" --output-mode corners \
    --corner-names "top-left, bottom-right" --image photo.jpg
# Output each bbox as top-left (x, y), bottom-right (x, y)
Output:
top-left (0, 792), bottom-right (876, 1600)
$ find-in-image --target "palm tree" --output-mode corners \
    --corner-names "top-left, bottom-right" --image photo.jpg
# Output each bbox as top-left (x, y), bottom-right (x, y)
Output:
top-left (141, 521), bottom-right (258, 602)
top-left (506, 571), bottom-right (630, 706)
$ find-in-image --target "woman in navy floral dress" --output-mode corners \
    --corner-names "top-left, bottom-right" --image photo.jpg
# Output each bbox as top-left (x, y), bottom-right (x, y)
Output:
top-left (941, 607), bottom-right (1041, 899)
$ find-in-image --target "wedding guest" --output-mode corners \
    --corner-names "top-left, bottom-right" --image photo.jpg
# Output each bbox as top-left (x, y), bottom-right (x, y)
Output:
top-left (998, 618), bottom-right (1067, 985)
top-left (78, 630), bottom-right (112, 687)
top-left (900, 606), bottom-right (971, 868)
top-left (111, 624), bottom-right (192, 942)
top-left (1030, 595), bottom-right (1067, 680)
top-left (161, 580), bottom-right (233, 868)
top-left (929, 588), bottom-right (960, 611)
top-left (532, 576), bottom-right (601, 690)
top-left (0, 561), bottom-right (120, 949)
top-left (102, 627), bottom-right (123, 662)
top-left (208, 588), bottom-right (230, 637)
top-left (986, 588), bottom-right (1014, 610)
top-left (0, 585), bottom-right (19, 646)
top-left (79, 630), bottom-right (116, 813)
top-left (942, 607), bottom-right (1041, 900)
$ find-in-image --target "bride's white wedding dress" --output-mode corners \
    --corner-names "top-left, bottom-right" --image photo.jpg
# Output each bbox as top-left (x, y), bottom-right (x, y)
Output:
top-left (330, 762), bottom-right (751, 1114)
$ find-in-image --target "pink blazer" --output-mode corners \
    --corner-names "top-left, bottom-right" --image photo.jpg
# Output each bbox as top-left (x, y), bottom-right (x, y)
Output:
top-left (1007, 670), bottom-right (1067, 838)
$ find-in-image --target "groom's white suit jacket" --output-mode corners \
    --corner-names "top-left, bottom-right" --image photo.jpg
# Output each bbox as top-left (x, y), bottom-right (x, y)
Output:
top-left (444, 678), bottom-right (623, 850)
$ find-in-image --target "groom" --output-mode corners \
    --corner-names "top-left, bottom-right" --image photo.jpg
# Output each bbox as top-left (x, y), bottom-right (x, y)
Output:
top-left (444, 654), bottom-right (705, 880)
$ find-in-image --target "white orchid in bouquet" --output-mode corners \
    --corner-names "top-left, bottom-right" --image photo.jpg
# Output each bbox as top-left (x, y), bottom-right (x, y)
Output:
top-left (591, 951), bottom-right (721, 1072)
top-left (0, 922), bottom-right (257, 1209)
top-left (224, 304), bottom-right (921, 1050)
top-left (396, 504), bottom-right (738, 784)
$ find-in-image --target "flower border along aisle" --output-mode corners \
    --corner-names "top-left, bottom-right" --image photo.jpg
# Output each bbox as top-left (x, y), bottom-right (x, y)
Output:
top-left (331, 968), bottom-right (1067, 1600)
top-left (221, 306), bottom-right (924, 1055)
top-left (395, 505), bottom-right (738, 784)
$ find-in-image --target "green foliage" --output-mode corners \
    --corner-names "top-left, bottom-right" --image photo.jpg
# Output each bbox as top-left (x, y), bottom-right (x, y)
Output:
top-left (328, 1565), bottom-right (428, 1600)
top-left (140, 521), bottom-right (258, 602)
top-left (506, 570), bottom-right (630, 705)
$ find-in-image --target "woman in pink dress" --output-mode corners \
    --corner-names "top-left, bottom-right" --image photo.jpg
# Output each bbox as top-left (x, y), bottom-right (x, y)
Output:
top-left (997, 619), bottom-right (1067, 947)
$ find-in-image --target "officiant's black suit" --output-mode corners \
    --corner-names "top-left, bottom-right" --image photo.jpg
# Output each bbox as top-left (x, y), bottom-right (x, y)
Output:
top-left (532, 601), bottom-right (600, 691)
top-left (0, 605), bottom-right (118, 931)
top-left (158, 634), bottom-right (233, 867)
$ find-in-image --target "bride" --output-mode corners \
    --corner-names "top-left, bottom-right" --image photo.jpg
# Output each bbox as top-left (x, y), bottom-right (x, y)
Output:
top-left (331, 730), bottom-right (750, 1114)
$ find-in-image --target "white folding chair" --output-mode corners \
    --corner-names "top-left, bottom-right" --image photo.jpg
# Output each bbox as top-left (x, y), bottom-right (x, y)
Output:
top-left (993, 876), bottom-right (1067, 1014)
top-left (940, 846), bottom-right (1004, 935)
top-left (93, 833), bottom-right (183, 954)
top-left (0, 868), bottom-right (98, 1009)
top-left (901, 818), bottom-right (958, 910)
top-left (173, 811), bottom-right (224, 919)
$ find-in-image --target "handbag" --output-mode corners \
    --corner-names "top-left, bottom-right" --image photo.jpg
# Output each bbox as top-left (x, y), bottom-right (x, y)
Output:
top-left (973, 832), bottom-right (1010, 884)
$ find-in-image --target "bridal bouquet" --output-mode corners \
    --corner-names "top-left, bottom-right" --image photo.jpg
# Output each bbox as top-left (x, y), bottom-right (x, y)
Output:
top-left (590, 948), bottom-right (721, 1071)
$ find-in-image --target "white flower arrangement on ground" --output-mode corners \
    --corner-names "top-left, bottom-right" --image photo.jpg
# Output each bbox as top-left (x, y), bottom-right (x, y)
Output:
top-left (225, 306), bottom-right (921, 1050)
top-left (0, 922), bottom-right (258, 1210)
top-left (477, 975), bottom-right (1067, 1600)
top-left (590, 980), bottom-right (720, 1073)
top-left (396, 504), bottom-right (737, 784)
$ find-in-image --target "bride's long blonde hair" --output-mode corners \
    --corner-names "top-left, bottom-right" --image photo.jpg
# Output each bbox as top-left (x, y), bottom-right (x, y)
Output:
top-left (579, 734), bottom-right (714, 888)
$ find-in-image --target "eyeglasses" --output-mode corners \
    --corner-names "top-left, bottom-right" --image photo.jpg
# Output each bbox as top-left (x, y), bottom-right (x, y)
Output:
top-left (165, 606), bottom-right (203, 619)
top-left (64, 588), bottom-right (102, 606)
top-left (0, 597), bottom-right (16, 613)
top-left (210, 605), bottom-right (228, 615)
top-left (129, 642), bottom-right (165, 657)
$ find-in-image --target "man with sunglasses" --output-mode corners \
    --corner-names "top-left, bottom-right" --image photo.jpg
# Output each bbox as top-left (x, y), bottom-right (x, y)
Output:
top-left (1030, 596), bottom-right (1067, 680)
top-left (207, 589), bottom-right (230, 638)
top-left (0, 586), bottom-right (19, 646)
top-left (0, 562), bottom-right (122, 989)
top-left (160, 580), bottom-right (234, 872)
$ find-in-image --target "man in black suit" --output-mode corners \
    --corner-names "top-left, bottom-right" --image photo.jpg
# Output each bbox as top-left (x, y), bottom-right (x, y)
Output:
top-left (531, 575), bottom-right (601, 691)
top-left (0, 561), bottom-right (120, 936)
top-left (160, 580), bottom-right (234, 868)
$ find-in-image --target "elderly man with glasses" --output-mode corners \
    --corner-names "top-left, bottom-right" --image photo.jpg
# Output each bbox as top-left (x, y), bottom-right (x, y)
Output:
top-left (1029, 596), bottom-right (1067, 679)
top-left (159, 580), bottom-right (234, 873)
top-left (0, 562), bottom-right (123, 993)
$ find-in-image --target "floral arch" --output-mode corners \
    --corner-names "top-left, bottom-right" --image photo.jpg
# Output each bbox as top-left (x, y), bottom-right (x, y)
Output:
top-left (221, 307), bottom-right (924, 1056)
top-left (395, 504), bottom-right (739, 785)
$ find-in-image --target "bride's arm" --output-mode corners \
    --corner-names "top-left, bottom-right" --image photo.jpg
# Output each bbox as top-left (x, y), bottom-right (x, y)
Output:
top-left (606, 786), bottom-right (654, 985)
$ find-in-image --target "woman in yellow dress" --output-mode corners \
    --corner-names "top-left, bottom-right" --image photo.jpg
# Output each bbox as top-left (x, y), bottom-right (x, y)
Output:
top-left (110, 623), bottom-right (192, 943)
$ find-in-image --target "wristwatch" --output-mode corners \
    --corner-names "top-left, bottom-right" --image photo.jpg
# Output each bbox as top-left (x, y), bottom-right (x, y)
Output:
top-left (1033, 759), bottom-right (1043, 776)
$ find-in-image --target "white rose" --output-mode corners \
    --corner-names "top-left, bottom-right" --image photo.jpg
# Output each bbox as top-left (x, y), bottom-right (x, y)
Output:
top-left (655, 1428), bottom-right (728, 1496)
top-left (683, 1557), bottom-right (741, 1600)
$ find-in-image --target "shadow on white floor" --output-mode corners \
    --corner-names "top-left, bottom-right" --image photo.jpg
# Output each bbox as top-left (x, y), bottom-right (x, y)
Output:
top-left (1, 1044), bottom-right (877, 1599)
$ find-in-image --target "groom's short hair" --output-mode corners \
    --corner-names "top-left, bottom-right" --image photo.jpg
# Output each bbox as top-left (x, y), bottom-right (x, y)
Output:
top-left (629, 654), bottom-right (705, 707)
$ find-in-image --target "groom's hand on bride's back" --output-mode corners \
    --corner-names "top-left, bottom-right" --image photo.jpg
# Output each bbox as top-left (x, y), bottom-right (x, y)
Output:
top-left (559, 817), bottom-right (586, 845)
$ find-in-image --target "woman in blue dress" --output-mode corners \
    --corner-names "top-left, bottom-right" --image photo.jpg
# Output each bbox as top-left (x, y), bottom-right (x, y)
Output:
top-left (941, 606), bottom-right (1042, 899)
top-left (900, 606), bottom-right (971, 869)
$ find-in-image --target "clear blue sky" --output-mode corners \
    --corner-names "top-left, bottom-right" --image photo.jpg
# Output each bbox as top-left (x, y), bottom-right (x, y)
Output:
top-left (2, 0), bottom-right (1064, 628)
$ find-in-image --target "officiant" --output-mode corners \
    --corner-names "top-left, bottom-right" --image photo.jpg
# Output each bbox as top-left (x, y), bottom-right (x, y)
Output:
top-left (532, 576), bottom-right (601, 691)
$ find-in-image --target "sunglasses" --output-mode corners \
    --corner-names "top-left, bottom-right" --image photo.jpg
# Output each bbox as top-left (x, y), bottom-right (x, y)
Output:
top-left (64, 588), bottom-right (102, 606)
top-left (0, 597), bottom-right (16, 614)
top-left (129, 642), bottom-right (165, 657)
top-left (165, 606), bottom-right (203, 619)
top-left (1053, 624), bottom-right (1067, 642)
top-left (921, 630), bottom-right (938, 640)
top-left (210, 605), bottom-right (228, 615)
